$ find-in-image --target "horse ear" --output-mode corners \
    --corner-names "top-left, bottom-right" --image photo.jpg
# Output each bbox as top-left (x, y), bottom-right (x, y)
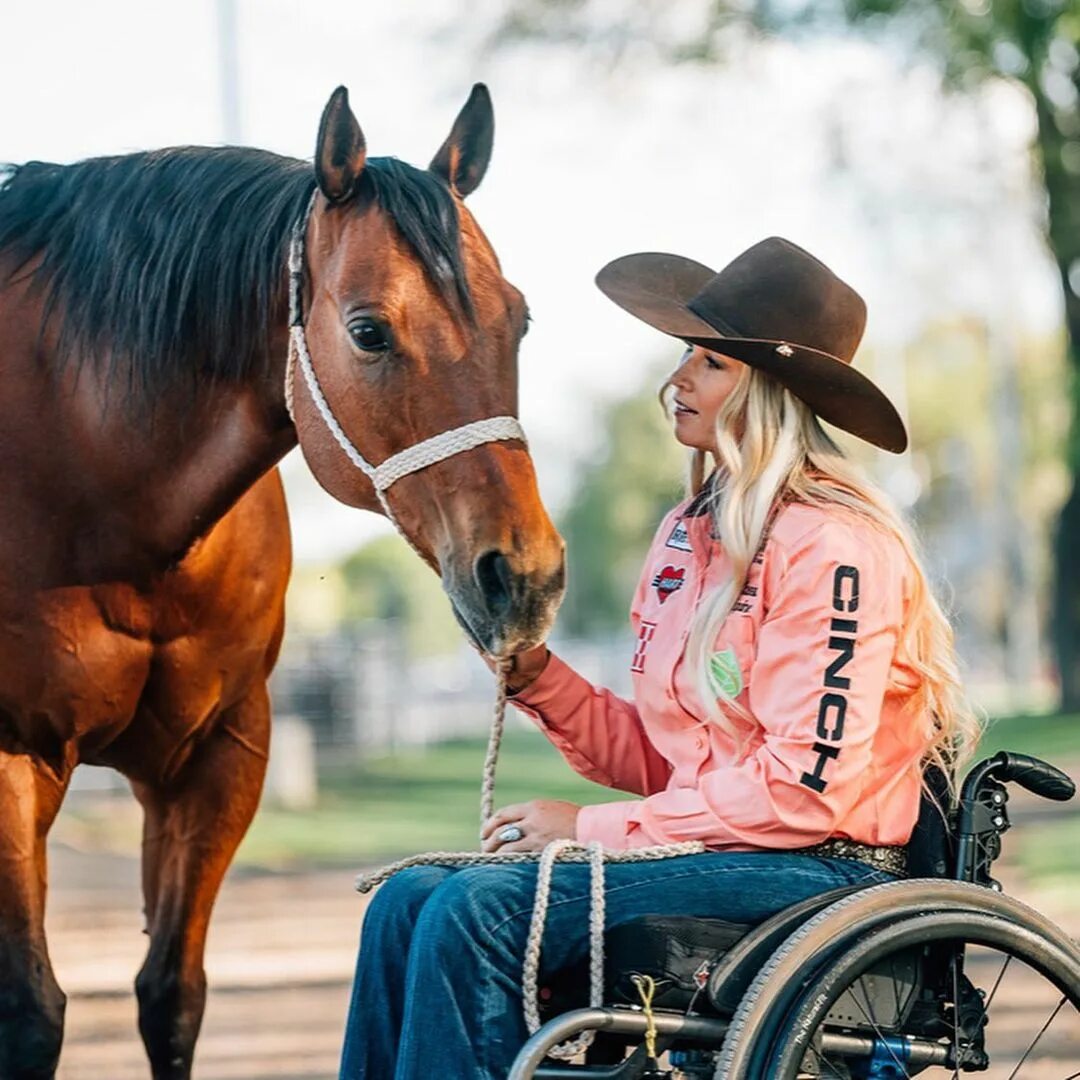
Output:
top-left (315, 86), bottom-right (367, 204)
top-left (429, 84), bottom-right (494, 198)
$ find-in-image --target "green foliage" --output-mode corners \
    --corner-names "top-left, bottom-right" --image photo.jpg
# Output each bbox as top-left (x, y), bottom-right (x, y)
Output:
top-left (978, 708), bottom-right (1080, 762)
top-left (557, 368), bottom-right (687, 635)
top-left (339, 534), bottom-right (462, 656)
top-left (838, 1), bottom-right (1078, 90)
top-left (494, 0), bottom-right (1080, 706)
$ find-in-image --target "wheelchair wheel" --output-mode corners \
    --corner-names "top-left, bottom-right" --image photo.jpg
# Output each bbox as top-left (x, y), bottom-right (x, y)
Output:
top-left (760, 911), bottom-right (1080, 1077)
top-left (716, 880), bottom-right (1080, 1079)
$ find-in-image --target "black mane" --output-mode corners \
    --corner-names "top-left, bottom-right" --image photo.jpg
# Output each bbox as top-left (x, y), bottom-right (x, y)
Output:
top-left (0, 146), bottom-right (470, 398)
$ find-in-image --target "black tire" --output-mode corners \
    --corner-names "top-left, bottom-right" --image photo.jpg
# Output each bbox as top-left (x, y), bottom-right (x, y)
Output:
top-left (715, 879), bottom-right (1080, 1079)
top-left (766, 911), bottom-right (1080, 1078)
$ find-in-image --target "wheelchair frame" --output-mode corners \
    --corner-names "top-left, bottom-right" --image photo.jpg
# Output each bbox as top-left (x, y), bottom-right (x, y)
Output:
top-left (507, 751), bottom-right (1080, 1080)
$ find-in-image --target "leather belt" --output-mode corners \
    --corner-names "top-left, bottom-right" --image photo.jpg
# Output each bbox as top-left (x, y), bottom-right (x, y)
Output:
top-left (799, 837), bottom-right (908, 878)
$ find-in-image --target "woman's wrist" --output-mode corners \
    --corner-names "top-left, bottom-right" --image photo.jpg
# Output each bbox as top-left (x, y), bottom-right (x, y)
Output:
top-left (505, 644), bottom-right (550, 694)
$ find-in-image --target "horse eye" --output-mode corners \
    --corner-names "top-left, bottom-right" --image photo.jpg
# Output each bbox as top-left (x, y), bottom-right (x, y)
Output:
top-left (348, 318), bottom-right (391, 353)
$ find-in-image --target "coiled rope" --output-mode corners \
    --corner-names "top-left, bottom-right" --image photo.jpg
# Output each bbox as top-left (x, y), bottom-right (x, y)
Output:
top-left (355, 662), bottom-right (704, 1059)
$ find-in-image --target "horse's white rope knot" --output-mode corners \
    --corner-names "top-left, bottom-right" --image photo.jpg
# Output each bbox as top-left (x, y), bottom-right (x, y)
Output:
top-left (355, 666), bottom-right (705, 1060)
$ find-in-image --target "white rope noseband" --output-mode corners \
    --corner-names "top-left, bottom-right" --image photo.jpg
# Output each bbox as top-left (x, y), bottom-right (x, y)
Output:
top-left (285, 191), bottom-right (527, 524)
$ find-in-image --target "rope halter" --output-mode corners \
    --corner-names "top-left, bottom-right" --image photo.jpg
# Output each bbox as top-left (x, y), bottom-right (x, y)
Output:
top-left (284, 190), bottom-right (528, 527)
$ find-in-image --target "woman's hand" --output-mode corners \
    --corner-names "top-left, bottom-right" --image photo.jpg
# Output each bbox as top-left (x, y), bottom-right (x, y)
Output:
top-left (481, 643), bottom-right (550, 694)
top-left (481, 799), bottom-right (582, 853)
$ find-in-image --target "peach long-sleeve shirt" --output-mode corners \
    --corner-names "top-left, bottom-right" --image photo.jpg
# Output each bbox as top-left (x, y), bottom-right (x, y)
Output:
top-left (511, 494), bottom-right (932, 852)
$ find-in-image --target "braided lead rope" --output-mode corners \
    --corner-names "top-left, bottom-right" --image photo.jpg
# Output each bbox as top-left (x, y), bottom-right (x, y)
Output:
top-left (479, 659), bottom-right (512, 832)
top-left (520, 838), bottom-right (606, 1059)
top-left (286, 184), bottom-right (701, 1064)
top-left (353, 841), bottom-right (704, 895)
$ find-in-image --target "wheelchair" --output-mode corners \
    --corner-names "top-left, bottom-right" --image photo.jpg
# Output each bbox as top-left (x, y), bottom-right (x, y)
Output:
top-left (508, 751), bottom-right (1080, 1079)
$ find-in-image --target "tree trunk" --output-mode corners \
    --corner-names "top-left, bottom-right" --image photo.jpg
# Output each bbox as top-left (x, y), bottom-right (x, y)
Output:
top-left (1053, 482), bottom-right (1080, 708)
top-left (1034, 75), bottom-right (1080, 710)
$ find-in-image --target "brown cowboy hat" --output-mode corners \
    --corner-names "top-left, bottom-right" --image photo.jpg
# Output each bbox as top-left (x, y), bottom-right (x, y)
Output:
top-left (595, 237), bottom-right (908, 453)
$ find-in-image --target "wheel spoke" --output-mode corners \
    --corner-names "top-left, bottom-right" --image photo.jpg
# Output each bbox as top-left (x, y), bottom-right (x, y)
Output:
top-left (951, 952), bottom-right (961, 1080)
top-left (807, 1036), bottom-right (859, 1080)
top-left (1004, 995), bottom-right (1067, 1080)
top-left (975, 952), bottom-right (1011, 1029)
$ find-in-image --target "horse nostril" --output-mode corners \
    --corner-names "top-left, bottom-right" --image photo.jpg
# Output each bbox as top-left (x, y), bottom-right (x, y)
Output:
top-left (474, 550), bottom-right (514, 618)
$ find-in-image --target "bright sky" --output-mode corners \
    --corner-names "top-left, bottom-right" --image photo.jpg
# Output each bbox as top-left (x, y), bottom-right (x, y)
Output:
top-left (1, 0), bottom-right (1061, 564)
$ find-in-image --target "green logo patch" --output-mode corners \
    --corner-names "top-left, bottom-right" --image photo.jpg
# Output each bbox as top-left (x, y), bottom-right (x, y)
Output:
top-left (709, 647), bottom-right (744, 698)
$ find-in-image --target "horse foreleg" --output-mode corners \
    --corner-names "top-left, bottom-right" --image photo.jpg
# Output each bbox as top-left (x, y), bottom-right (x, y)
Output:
top-left (0, 749), bottom-right (71, 1080)
top-left (131, 685), bottom-right (270, 1080)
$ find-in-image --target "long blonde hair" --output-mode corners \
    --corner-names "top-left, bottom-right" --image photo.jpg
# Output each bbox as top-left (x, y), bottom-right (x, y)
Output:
top-left (662, 363), bottom-right (981, 792)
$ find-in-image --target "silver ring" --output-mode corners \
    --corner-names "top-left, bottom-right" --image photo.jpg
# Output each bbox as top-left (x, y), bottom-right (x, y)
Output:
top-left (496, 824), bottom-right (524, 844)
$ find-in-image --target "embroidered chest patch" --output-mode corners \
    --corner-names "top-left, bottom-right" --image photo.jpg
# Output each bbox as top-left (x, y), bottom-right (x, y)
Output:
top-left (651, 564), bottom-right (686, 604)
top-left (665, 519), bottom-right (693, 552)
top-left (709, 647), bottom-right (744, 697)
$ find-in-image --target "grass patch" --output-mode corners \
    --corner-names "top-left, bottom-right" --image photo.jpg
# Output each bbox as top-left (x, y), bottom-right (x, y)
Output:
top-left (238, 713), bottom-right (1080, 869)
top-left (1013, 813), bottom-right (1080, 889)
top-left (975, 711), bottom-right (1080, 764)
top-left (237, 728), bottom-right (625, 869)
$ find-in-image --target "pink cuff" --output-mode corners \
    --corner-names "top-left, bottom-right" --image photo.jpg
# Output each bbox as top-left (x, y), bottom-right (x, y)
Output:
top-left (510, 651), bottom-right (577, 709)
top-left (575, 801), bottom-right (638, 851)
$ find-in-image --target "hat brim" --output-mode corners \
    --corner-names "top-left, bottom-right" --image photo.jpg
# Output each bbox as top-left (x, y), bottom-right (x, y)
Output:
top-left (596, 252), bottom-right (908, 454)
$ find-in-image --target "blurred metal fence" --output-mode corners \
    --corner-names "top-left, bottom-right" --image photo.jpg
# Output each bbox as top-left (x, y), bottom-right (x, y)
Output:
top-left (268, 615), bottom-right (1059, 771)
top-left (269, 623), bottom-right (637, 763)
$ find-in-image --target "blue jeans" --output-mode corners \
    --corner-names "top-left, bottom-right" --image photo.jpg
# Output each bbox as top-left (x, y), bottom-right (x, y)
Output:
top-left (339, 852), bottom-right (893, 1080)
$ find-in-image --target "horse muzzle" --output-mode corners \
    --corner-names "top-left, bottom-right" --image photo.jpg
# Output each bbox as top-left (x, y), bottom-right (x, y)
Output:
top-left (445, 546), bottom-right (566, 658)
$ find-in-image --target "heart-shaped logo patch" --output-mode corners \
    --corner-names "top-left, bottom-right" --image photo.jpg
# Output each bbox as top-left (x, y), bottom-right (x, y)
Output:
top-left (651, 564), bottom-right (686, 603)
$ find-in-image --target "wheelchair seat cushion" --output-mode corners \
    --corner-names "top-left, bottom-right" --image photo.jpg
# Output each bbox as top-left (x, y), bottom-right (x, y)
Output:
top-left (540, 914), bottom-right (753, 1017)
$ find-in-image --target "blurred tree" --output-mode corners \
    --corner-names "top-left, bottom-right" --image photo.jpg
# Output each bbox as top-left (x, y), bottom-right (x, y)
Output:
top-left (493, 0), bottom-right (1080, 705)
top-left (340, 534), bottom-right (462, 656)
top-left (558, 369), bottom-right (686, 635)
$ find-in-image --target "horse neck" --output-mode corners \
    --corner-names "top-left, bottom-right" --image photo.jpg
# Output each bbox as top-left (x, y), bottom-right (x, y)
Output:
top-left (2, 282), bottom-right (299, 587)
top-left (98, 334), bottom-right (298, 578)
top-left (148, 338), bottom-right (299, 551)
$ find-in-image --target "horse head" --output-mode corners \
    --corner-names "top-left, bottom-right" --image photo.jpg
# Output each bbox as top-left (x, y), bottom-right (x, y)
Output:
top-left (291, 85), bottom-right (565, 657)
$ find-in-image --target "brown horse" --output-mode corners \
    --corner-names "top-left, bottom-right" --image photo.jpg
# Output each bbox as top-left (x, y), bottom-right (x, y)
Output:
top-left (0, 84), bottom-right (564, 1079)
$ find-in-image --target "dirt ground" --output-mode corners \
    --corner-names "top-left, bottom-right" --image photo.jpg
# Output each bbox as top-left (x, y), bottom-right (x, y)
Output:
top-left (46, 815), bottom-right (1079, 1080)
top-left (49, 845), bottom-right (365, 1080)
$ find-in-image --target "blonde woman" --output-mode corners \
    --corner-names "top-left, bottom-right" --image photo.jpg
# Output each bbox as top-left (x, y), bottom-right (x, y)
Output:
top-left (340, 238), bottom-right (978, 1080)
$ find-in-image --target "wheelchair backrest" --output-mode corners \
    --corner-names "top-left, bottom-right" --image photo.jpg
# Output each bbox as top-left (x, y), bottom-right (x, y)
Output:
top-left (906, 764), bottom-right (955, 878)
